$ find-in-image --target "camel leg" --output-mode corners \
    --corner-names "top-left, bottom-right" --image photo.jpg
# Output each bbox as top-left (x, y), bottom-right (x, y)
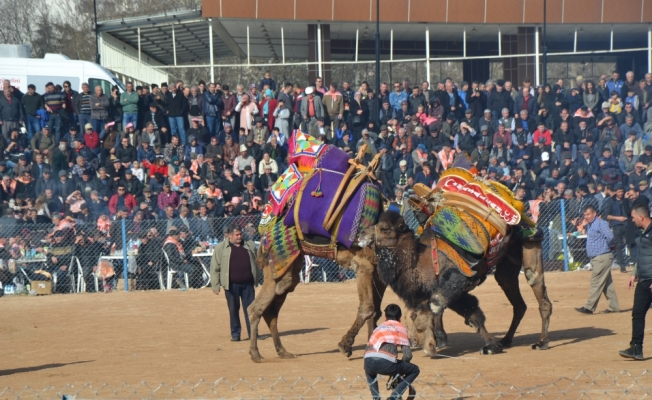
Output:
top-left (247, 268), bottom-right (279, 363)
top-left (367, 268), bottom-right (387, 337)
top-left (521, 241), bottom-right (553, 350)
top-left (247, 258), bottom-right (301, 363)
top-left (262, 290), bottom-right (297, 359)
top-left (493, 259), bottom-right (527, 349)
top-left (447, 292), bottom-right (503, 355)
top-left (337, 256), bottom-right (383, 357)
top-left (434, 312), bottom-right (448, 349)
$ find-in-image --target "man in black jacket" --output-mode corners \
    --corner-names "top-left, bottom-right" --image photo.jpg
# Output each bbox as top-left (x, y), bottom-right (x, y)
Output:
top-left (166, 86), bottom-right (188, 144)
top-left (620, 202), bottom-right (652, 360)
top-left (487, 79), bottom-right (514, 120)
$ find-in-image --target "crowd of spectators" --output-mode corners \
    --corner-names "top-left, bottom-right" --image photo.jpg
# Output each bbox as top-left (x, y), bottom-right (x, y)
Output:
top-left (0, 69), bottom-right (650, 289)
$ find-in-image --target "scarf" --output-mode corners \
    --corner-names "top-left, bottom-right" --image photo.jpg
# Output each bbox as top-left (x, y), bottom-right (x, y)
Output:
top-left (263, 89), bottom-right (273, 114)
top-left (367, 320), bottom-right (410, 351)
top-left (164, 236), bottom-right (184, 256)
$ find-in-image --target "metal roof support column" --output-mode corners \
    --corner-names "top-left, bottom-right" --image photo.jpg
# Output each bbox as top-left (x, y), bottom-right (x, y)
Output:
top-left (535, 26), bottom-right (540, 86)
top-left (137, 27), bottom-right (141, 77)
top-left (247, 24), bottom-right (250, 65)
top-left (647, 25), bottom-right (652, 71)
top-left (462, 25), bottom-right (466, 58)
top-left (610, 25), bottom-right (614, 51)
top-left (317, 23), bottom-right (323, 79)
top-left (574, 25), bottom-right (577, 53)
top-left (498, 25), bottom-right (502, 56)
top-left (172, 24), bottom-right (177, 66)
top-left (281, 26), bottom-right (285, 64)
top-left (209, 18), bottom-right (214, 83)
top-left (390, 25), bottom-right (393, 61)
top-left (355, 26), bottom-right (359, 62)
top-left (426, 25), bottom-right (431, 84)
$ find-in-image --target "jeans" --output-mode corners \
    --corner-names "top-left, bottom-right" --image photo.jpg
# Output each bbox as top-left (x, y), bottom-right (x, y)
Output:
top-left (224, 282), bottom-right (255, 339)
top-left (168, 116), bottom-right (187, 144)
top-left (555, 144), bottom-right (578, 162)
top-left (47, 114), bottom-right (63, 143)
top-left (26, 115), bottom-right (41, 140)
top-left (123, 113), bottom-right (138, 129)
top-left (612, 224), bottom-right (627, 269)
top-left (78, 113), bottom-right (92, 133)
top-left (92, 119), bottom-right (106, 140)
top-left (205, 115), bottom-right (221, 137)
top-left (364, 357), bottom-right (420, 400)
top-left (631, 279), bottom-right (652, 345)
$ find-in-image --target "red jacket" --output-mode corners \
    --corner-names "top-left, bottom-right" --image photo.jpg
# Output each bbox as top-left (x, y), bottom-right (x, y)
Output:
top-left (84, 131), bottom-right (100, 149)
top-left (108, 193), bottom-right (137, 215)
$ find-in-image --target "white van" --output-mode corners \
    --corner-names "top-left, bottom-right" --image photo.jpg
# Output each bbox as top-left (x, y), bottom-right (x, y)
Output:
top-left (0, 53), bottom-right (125, 94)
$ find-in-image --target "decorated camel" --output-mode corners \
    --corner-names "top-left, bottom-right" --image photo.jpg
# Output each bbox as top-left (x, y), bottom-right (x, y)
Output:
top-left (358, 166), bottom-right (553, 355)
top-left (248, 130), bottom-right (387, 362)
top-left (248, 130), bottom-right (551, 361)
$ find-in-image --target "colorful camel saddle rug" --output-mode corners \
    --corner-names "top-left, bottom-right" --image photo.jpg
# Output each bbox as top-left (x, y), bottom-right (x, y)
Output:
top-left (285, 177), bottom-right (381, 248)
top-left (260, 217), bottom-right (302, 279)
top-left (288, 129), bottom-right (328, 172)
top-left (269, 164), bottom-right (303, 215)
top-left (430, 206), bottom-right (490, 257)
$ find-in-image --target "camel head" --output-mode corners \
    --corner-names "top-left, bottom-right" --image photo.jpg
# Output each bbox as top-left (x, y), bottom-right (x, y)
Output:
top-left (358, 211), bottom-right (413, 249)
top-left (410, 303), bottom-right (438, 357)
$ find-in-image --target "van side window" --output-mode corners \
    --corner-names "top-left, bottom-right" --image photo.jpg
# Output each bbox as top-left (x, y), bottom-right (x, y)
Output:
top-left (88, 78), bottom-right (113, 95)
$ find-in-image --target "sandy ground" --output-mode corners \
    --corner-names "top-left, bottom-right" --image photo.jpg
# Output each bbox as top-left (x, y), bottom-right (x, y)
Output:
top-left (0, 269), bottom-right (649, 394)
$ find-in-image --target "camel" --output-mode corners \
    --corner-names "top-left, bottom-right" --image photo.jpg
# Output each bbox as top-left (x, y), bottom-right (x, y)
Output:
top-left (247, 244), bottom-right (387, 362)
top-left (358, 211), bottom-right (552, 356)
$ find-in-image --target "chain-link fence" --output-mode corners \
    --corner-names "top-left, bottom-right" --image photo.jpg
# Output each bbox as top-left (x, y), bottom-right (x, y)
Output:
top-left (1, 370), bottom-right (651, 399)
top-left (531, 197), bottom-right (634, 272)
top-left (0, 215), bottom-right (348, 295)
top-left (0, 196), bottom-right (632, 296)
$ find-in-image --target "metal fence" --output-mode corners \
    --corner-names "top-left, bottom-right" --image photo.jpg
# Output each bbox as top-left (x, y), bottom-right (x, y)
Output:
top-left (2, 370), bottom-right (651, 399)
top-left (0, 198), bottom-right (631, 295)
top-left (0, 215), bottom-right (348, 295)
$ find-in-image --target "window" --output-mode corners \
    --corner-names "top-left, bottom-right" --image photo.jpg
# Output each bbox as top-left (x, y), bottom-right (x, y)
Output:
top-left (88, 78), bottom-right (113, 95)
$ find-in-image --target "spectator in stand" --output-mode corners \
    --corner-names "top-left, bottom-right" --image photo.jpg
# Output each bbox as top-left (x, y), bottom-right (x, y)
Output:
top-left (90, 85), bottom-right (109, 140)
top-left (21, 84), bottom-right (43, 140)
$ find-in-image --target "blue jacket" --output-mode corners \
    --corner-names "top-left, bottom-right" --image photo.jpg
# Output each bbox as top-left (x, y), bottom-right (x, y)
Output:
top-left (204, 91), bottom-right (224, 117)
top-left (137, 145), bottom-right (156, 163)
top-left (259, 78), bottom-right (277, 91)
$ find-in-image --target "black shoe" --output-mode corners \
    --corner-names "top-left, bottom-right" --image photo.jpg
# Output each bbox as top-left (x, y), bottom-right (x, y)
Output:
top-left (231, 337), bottom-right (240, 342)
top-left (574, 307), bottom-right (593, 314)
top-left (620, 269), bottom-right (629, 273)
top-left (619, 344), bottom-right (644, 360)
top-left (600, 309), bottom-right (619, 314)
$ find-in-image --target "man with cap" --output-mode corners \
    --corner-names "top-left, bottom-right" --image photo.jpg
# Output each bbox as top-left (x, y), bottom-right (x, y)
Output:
top-left (357, 129), bottom-right (378, 160)
top-left (620, 144), bottom-right (637, 184)
top-left (210, 222), bottom-right (260, 341)
top-left (300, 86), bottom-right (323, 130)
top-left (45, 229), bottom-right (74, 293)
top-left (162, 226), bottom-right (193, 290)
top-left (35, 166), bottom-right (57, 196)
top-left (470, 139), bottom-right (490, 169)
top-left (308, 116), bottom-right (332, 141)
top-left (393, 160), bottom-right (413, 192)
top-left (121, 168), bottom-right (144, 200)
top-left (187, 117), bottom-right (208, 145)
top-left (157, 182), bottom-right (180, 216)
top-left (30, 124), bottom-right (57, 161)
top-left (598, 146), bottom-right (619, 178)
top-left (233, 144), bottom-right (254, 177)
top-left (602, 182), bottom-right (630, 273)
top-left (639, 145), bottom-right (652, 165)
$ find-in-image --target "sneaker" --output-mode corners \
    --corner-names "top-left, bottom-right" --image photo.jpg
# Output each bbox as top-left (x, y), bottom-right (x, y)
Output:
top-left (619, 344), bottom-right (643, 360)
top-left (231, 337), bottom-right (240, 342)
top-left (600, 309), bottom-right (619, 314)
top-left (574, 307), bottom-right (593, 314)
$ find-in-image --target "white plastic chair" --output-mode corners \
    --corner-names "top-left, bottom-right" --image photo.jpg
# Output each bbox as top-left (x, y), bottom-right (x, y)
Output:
top-left (162, 249), bottom-right (188, 290)
top-left (71, 257), bottom-right (85, 293)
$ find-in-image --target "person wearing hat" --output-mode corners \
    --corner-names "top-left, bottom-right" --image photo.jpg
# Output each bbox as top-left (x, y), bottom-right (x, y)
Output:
top-left (393, 159), bottom-right (413, 192)
top-left (470, 139), bottom-right (490, 169)
top-left (162, 226), bottom-right (193, 290)
top-left (30, 124), bottom-right (57, 161)
top-left (184, 116), bottom-right (206, 146)
top-left (455, 121), bottom-right (476, 155)
top-left (34, 166), bottom-right (57, 197)
top-left (233, 144), bottom-right (254, 177)
top-left (620, 143), bottom-right (637, 181)
top-left (309, 116), bottom-right (332, 141)
top-left (300, 86), bottom-right (323, 130)
top-left (251, 115), bottom-right (270, 146)
top-left (44, 229), bottom-right (75, 293)
top-left (323, 82), bottom-right (345, 131)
